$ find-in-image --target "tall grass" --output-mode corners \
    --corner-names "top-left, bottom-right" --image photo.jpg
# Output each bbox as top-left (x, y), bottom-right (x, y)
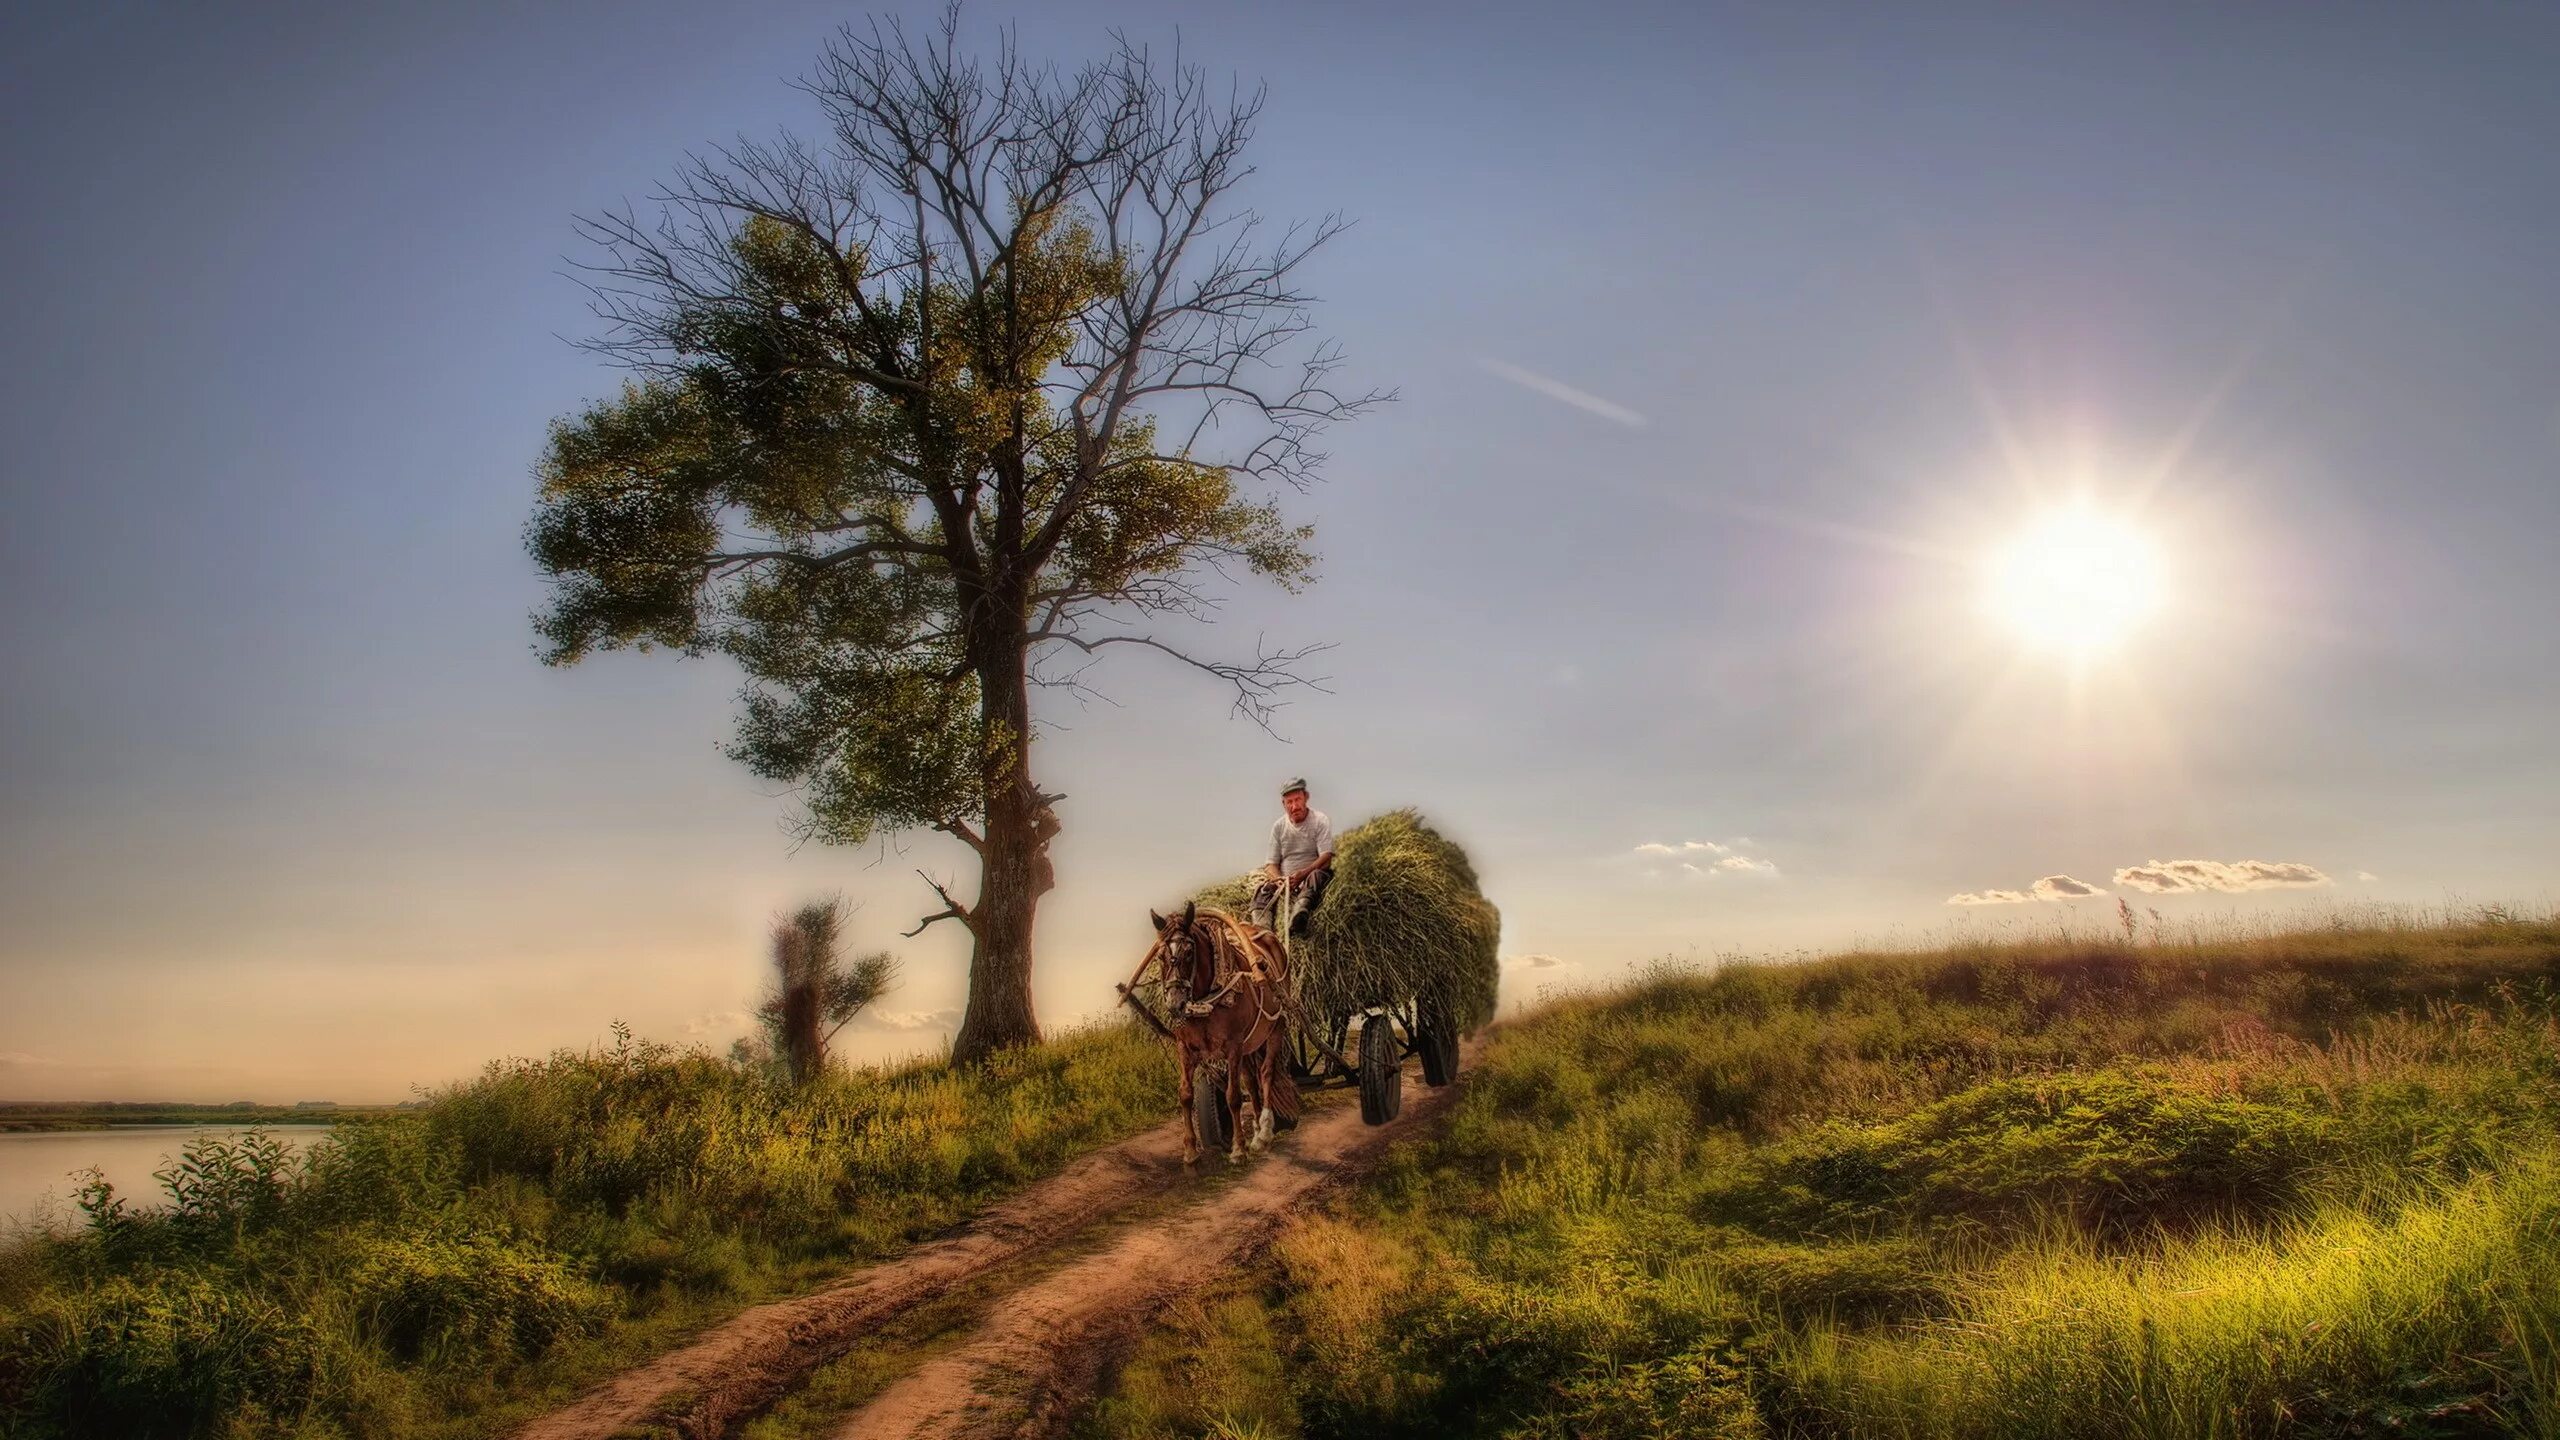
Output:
top-left (1089, 909), bottom-right (2560, 1439)
top-left (1788, 1161), bottom-right (2560, 1438)
top-left (0, 1020), bottom-right (1172, 1439)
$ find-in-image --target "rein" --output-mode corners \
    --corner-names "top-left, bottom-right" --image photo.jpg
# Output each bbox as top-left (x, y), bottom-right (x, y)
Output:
top-left (1169, 911), bottom-right (1288, 1031)
top-left (1117, 907), bottom-right (1296, 1057)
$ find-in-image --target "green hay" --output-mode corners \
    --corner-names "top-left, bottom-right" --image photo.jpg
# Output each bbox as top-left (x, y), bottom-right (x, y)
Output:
top-left (1196, 809), bottom-right (1501, 1033)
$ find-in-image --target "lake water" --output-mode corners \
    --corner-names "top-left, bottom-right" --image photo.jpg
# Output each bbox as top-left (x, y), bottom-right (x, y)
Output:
top-left (0, 1126), bottom-right (330, 1235)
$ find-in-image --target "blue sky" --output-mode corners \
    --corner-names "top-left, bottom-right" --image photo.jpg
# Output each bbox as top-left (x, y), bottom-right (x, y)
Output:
top-left (4, 2), bottom-right (2556, 1100)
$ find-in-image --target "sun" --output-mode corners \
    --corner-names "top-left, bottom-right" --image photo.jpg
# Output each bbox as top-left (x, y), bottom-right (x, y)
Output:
top-left (1982, 503), bottom-right (2167, 656)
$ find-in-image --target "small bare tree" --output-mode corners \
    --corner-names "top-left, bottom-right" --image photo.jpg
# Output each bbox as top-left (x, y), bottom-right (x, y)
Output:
top-left (759, 898), bottom-right (899, 1084)
top-left (529, 7), bottom-right (1381, 1062)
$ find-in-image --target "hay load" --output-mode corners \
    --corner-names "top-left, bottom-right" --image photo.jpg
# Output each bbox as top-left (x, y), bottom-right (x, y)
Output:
top-left (1198, 808), bottom-right (1500, 1032)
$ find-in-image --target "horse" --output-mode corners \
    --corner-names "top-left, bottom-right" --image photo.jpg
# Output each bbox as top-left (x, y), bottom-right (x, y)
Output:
top-left (1145, 900), bottom-right (1302, 1165)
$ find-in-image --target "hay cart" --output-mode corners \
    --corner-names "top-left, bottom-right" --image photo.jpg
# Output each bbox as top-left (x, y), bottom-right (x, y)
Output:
top-left (1266, 875), bottom-right (1466, 1127)
top-left (1119, 810), bottom-right (1499, 1147)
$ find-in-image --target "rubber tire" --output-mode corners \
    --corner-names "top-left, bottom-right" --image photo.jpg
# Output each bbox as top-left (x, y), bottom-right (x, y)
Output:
top-left (1357, 1014), bottom-right (1404, 1125)
top-left (1418, 1012), bottom-right (1459, 1088)
top-left (1192, 1071), bottom-right (1232, 1154)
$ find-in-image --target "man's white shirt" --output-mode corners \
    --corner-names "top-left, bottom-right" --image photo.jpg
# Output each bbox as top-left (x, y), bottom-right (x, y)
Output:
top-left (1271, 809), bottom-right (1334, 875)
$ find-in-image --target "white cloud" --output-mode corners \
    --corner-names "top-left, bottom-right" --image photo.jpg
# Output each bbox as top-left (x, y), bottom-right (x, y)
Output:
top-left (2357, 871), bottom-right (2380, 883)
top-left (1947, 873), bottom-right (2104, 906)
top-left (2112, 860), bottom-right (2332, 895)
top-left (681, 1010), bottom-right (754, 1038)
top-left (849, 1007), bottom-right (964, 1034)
top-left (1475, 357), bottom-right (1648, 428)
top-left (1504, 953), bottom-right (1567, 970)
top-left (1634, 839), bottom-right (1779, 881)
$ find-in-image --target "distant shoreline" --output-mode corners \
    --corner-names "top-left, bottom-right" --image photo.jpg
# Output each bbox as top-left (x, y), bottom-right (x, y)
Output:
top-left (0, 1103), bottom-right (412, 1133)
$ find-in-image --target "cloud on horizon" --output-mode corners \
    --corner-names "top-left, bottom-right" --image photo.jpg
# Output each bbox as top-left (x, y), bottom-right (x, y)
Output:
top-left (1947, 873), bottom-right (2107, 906)
top-left (2113, 860), bottom-right (2332, 895)
top-left (1504, 953), bottom-right (1567, 970)
top-left (851, 1006), bottom-right (964, 1034)
top-left (1634, 840), bottom-right (1780, 881)
top-left (1475, 357), bottom-right (1648, 427)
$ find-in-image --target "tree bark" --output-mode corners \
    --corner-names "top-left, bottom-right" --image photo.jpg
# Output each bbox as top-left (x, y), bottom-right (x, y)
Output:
top-left (951, 622), bottom-right (1045, 1065)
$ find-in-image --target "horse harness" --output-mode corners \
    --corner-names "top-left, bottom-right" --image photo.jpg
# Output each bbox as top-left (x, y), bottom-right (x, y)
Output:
top-left (1163, 909), bottom-right (1290, 1044)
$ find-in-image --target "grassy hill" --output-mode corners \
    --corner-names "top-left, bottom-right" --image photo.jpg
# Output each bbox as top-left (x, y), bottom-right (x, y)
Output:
top-left (0, 1022), bottom-right (1171, 1439)
top-left (1087, 908), bottom-right (2560, 1440)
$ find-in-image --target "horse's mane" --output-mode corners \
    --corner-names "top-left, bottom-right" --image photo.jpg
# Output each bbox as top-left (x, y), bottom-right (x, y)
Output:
top-left (1190, 907), bottom-right (1284, 988)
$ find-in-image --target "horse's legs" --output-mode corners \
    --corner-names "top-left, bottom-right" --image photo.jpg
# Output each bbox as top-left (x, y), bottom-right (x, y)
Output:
top-left (1240, 1035), bottom-right (1271, 1153)
top-left (1253, 1043), bottom-right (1279, 1150)
top-left (1224, 1056), bottom-right (1249, 1164)
top-left (1175, 1045), bottom-right (1200, 1167)
top-left (1239, 1047), bottom-right (1265, 1155)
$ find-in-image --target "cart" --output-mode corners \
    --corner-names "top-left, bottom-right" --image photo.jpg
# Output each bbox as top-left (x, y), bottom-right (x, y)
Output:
top-left (1118, 877), bottom-right (1464, 1148)
top-left (1271, 872), bottom-right (1466, 1127)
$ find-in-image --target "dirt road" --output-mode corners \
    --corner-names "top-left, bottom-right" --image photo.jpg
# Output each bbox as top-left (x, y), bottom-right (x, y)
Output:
top-left (511, 1048), bottom-right (1468, 1440)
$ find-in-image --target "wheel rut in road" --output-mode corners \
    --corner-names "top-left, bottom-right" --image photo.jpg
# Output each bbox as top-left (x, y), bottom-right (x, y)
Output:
top-left (509, 1043), bottom-right (1469, 1440)
top-left (826, 1048), bottom-right (1472, 1440)
top-left (510, 1117), bottom-right (1192, 1440)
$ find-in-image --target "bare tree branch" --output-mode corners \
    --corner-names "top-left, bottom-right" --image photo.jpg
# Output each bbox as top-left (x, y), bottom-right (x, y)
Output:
top-left (1038, 631), bottom-right (1333, 731)
top-left (902, 868), bottom-right (978, 938)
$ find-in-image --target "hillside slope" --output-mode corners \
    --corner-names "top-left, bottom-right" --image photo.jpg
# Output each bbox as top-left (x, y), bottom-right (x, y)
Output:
top-left (1084, 911), bottom-right (2560, 1440)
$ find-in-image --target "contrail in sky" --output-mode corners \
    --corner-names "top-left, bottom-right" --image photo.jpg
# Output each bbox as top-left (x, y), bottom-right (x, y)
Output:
top-left (1473, 357), bottom-right (1648, 428)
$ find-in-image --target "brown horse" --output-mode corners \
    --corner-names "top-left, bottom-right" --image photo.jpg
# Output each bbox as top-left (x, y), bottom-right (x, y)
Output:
top-left (1146, 900), bottom-right (1302, 1164)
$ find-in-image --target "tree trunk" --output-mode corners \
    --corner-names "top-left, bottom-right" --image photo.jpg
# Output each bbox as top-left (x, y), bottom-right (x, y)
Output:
top-left (952, 626), bottom-right (1045, 1065)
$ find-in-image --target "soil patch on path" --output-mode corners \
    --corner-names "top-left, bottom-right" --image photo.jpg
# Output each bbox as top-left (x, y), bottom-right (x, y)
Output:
top-left (511, 1119), bottom-right (1192, 1440)
top-left (828, 1051), bottom-right (1472, 1440)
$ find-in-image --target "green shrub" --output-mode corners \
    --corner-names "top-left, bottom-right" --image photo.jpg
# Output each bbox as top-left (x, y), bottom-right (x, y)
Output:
top-left (1738, 1071), bottom-right (2325, 1236)
top-left (2, 1270), bottom-right (335, 1438)
top-left (1549, 1343), bottom-right (1766, 1440)
top-left (1713, 1240), bottom-right (1942, 1322)
top-left (346, 1230), bottom-right (608, 1362)
top-left (154, 1131), bottom-right (296, 1243)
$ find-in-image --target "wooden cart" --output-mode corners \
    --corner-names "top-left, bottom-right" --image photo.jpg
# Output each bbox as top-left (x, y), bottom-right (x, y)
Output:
top-left (1119, 882), bottom-right (1463, 1145)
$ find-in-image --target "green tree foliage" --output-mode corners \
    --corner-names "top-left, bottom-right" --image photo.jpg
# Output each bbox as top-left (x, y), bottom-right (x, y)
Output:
top-left (526, 10), bottom-right (1377, 1063)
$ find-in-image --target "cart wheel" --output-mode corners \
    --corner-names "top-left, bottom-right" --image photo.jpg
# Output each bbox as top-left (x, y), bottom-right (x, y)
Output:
top-left (1418, 1012), bottom-right (1459, 1088)
top-left (1192, 1072), bottom-right (1232, 1153)
top-left (1357, 1014), bottom-right (1403, 1125)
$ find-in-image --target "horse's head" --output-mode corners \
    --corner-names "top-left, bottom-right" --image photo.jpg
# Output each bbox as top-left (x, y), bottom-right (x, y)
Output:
top-left (1148, 900), bottom-right (1206, 1009)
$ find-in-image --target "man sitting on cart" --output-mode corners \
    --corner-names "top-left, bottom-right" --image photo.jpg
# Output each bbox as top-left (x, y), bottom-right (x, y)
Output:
top-left (1252, 777), bottom-right (1336, 938)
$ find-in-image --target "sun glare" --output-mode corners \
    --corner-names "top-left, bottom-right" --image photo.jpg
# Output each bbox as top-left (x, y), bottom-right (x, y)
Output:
top-left (1983, 504), bottom-right (2166, 656)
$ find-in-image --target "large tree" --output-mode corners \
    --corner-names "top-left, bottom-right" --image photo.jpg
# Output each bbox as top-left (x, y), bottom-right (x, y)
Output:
top-left (527, 11), bottom-right (1378, 1063)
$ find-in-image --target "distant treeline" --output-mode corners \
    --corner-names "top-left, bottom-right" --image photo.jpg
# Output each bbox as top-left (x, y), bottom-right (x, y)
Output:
top-left (0, 1102), bottom-right (416, 1132)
